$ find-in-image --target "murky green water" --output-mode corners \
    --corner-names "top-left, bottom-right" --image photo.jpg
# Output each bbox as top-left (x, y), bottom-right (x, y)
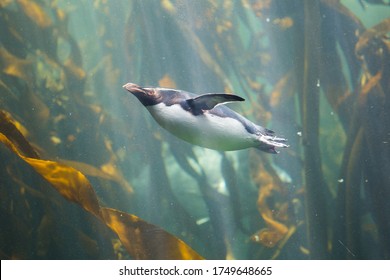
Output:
top-left (1, 0), bottom-right (389, 260)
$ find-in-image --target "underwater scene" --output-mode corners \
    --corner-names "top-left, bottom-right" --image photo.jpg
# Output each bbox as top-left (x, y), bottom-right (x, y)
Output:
top-left (0, 0), bottom-right (389, 260)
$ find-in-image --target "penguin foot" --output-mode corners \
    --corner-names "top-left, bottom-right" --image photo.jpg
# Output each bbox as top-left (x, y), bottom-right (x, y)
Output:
top-left (257, 135), bottom-right (289, 154)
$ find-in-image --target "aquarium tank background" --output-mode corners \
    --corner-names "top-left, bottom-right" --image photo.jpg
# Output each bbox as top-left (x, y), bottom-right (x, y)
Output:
top-left (0, 0), bottom-right (389, 260)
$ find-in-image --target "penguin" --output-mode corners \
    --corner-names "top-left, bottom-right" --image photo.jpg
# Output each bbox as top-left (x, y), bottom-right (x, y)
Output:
top-left (123, 83), bottom-right (288, 153)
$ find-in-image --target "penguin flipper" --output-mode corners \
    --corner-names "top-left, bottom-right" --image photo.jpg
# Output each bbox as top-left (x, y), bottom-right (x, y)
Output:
top-left (187, 93), bottom-right (245, 111)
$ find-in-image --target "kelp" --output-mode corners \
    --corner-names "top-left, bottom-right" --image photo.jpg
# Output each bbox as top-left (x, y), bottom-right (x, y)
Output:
top-left (300, 0), bottom-right (328, 259)
top-left (16, 0), bottom-right (52, 28)
top-left (101, 208), bottom-right (202, 260)
top-left (59, 158), bottom-right (134, 195)
top-left (358, 18), bottom-right (390, 258)
top-left (331, 15), bottom-right (390, 259)
top-left (0, 47), bottom-right (33, 83)
top-left (248, 0), bottom-right (390, 259)
top-left (0, 111), bottom-right (203, 260)
top-left (249, 150), bottom-right (304, 259)
top-left (355, 18), bottom-right (390, 56)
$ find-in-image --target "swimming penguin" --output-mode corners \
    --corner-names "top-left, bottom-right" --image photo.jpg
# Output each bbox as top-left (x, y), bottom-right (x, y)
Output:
top-left (123, 83), bottom-right (288, 153)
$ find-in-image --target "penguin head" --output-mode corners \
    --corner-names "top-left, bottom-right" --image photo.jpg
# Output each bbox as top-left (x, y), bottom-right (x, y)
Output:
top-left (123, 83), bottom-right (161, 106)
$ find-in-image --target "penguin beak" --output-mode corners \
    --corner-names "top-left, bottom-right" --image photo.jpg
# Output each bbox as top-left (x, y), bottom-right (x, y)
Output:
top-left (123, 82), bottom-right (160, 106)
top-left (123, 83), bottom-right (146, 95)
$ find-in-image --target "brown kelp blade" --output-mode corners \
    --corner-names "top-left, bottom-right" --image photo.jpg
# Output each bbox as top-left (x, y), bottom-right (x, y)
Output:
top-left (355, 18), bottom-right (390, 56)
top-left (0, 111), bottom-right (203, 260)
top-left (101, 208), bottom-right (203, 260)
top-left (0, 133), bottom-right (103, 218)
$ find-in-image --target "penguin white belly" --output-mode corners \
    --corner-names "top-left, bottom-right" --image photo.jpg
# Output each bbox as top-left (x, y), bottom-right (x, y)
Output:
top-left (147, 103), bottom-right (256, 151)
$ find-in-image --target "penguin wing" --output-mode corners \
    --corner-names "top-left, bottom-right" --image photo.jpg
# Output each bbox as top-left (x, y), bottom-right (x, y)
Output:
top-left (187, 93), bottom-right (245, 111)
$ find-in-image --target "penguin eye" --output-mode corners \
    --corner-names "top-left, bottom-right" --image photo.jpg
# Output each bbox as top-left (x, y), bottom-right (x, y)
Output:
top-left (149, 90), bottom-right (161, 99)
top-left (147, 89), bottom-right (155, 96)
